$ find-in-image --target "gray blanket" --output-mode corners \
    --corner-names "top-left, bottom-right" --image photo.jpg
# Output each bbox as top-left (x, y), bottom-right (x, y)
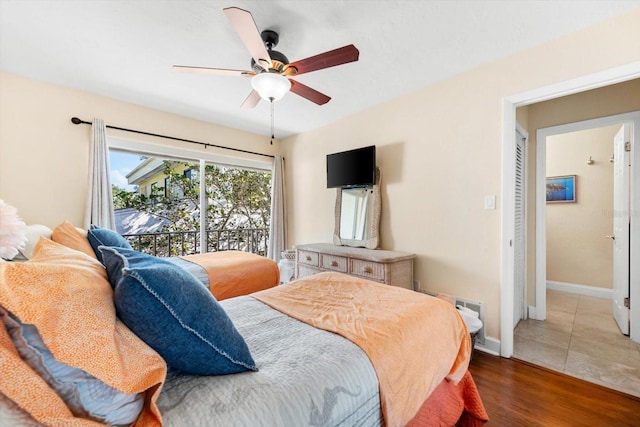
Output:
top-left (157, 296), bottom-right (382, 427)
top-left (164, 257), bottom-right (210, 287)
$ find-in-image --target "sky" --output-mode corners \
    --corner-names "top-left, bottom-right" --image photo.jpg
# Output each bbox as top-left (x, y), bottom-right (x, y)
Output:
top-left (109, 151), bottom-right (144, 191)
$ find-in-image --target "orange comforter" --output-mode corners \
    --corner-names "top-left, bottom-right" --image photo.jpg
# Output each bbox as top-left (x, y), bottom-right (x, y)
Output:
top-left (181, 250), bottom-right (279, 300)
top-left (253, 271), bottom-right (473, 427)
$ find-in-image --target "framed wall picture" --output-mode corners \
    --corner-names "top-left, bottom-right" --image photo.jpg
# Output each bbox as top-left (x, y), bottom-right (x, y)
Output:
top-left (546, 175), bottom-right (576, 203)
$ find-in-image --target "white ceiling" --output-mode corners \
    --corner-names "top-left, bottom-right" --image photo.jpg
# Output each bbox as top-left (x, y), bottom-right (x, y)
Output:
top-left (1, 1), bottom-right (639, 139)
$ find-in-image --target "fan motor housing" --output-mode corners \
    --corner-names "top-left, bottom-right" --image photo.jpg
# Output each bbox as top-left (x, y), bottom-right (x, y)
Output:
top-left (252, 50), bottom-right (289, 73)
top-left (251, 30), bottom-right (289, 73)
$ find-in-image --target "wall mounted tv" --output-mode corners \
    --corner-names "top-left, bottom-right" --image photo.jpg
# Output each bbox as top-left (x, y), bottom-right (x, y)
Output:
top-left (326, 145), bottom-right (376, 188)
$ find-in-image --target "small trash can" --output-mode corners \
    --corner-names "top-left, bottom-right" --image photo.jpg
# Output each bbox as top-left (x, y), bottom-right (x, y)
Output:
top-left (278, 250), bottom-right (296, 284)
top-left (457, 306), bottom-right (483, 360)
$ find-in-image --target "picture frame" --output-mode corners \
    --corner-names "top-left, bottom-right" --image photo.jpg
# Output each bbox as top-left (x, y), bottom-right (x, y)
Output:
top-left (546, 175), bottom-right (576, 203)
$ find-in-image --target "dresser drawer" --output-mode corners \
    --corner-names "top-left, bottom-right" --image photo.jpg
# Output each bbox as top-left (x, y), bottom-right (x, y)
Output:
top-left (297, 250), bottom-right (319, 267)
top-left (350, 259), bottom-right (385, 282)
top-left (320, 254), bottom-right (348, 272)
top-left (295, 244), bottom-right (415, 288)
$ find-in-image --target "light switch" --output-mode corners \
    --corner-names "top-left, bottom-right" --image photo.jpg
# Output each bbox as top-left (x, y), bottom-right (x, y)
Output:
top-left (484, 195), bottom-right (496, 210)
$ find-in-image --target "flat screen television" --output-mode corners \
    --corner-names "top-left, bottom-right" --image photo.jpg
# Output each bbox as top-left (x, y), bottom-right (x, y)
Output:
top-left (326, 145), bottom-right (376, 188)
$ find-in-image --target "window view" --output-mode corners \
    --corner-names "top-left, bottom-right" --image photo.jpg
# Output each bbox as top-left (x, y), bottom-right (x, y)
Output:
top-left (109, 150), bottom-right (271, 257)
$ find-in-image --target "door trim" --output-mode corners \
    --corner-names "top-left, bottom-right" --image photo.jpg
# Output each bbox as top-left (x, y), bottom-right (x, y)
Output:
top-left (500, 60), bottom-right (640, 357)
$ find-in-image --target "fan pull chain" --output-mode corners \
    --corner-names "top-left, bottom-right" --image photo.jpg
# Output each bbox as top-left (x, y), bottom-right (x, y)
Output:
top-left (270, 99), bottom-right (275, 145)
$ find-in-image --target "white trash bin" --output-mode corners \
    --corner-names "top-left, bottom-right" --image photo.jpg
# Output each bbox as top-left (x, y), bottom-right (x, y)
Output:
top-left (278, 250), bottom-right (296, 284)
top-left (457, 306), bottom-right (483, 359)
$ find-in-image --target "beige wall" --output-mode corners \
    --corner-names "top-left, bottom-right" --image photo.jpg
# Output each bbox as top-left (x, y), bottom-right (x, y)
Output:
top-left (282, 9), bottom-right (640, 340)
top-left (518, 79), bottom-right (640, 304)
top-left (546, 125), bottom-right (620, 288)
top-left (0, 72), bottom-right (276, 227)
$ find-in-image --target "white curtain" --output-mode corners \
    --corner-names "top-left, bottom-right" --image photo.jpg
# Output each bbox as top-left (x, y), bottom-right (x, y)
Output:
top-left (267, 155), bottom-right (286, 261)
top-left (84, 118), bottom-right (115, 230)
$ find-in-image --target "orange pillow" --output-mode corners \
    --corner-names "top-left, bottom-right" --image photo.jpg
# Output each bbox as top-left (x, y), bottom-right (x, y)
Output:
top-left (0, 238), bottom-right (166, 426)
top-left (51, 220), bottom-right (96, 258)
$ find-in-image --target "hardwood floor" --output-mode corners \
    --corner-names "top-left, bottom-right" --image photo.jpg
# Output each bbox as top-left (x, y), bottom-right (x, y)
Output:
top-left (469, 351), bottom-right (640, 427)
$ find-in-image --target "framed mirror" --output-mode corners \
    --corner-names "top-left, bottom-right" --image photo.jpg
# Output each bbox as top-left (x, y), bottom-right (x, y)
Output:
top-left (333, 168), bottom-right (381, 249)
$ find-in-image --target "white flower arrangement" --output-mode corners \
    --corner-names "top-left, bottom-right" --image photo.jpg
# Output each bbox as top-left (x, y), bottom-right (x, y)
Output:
top-left (0, 199), bottom-right (27, 260)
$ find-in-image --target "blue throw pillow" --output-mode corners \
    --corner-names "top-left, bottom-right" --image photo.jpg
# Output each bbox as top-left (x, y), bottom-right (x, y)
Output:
top-left (87, 226), bottom-right (132, 264)
top-left (99, 246), bottom-right (257, 375)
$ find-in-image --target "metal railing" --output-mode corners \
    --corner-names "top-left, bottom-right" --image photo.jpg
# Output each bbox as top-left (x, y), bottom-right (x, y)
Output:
top-left (122, 228), bottom-right (269, 257)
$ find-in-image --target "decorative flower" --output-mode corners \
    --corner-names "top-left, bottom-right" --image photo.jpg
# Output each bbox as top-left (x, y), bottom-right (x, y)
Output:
top-left (0, 199), bottom-right (27, 260)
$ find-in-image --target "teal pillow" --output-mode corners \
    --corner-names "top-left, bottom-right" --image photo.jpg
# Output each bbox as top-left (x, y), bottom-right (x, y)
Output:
top-left (99, 246), bottom-right (257, 375)
top-left (87, 226), bottom-right (132, 264)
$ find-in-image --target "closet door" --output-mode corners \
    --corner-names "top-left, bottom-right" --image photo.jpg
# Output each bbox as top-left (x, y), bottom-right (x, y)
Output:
top-left (513, 126), bottom-right (527, 327)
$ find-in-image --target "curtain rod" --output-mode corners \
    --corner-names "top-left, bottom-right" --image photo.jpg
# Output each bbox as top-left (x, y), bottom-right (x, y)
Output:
top-left (70, 117), bottom-right (275, 159)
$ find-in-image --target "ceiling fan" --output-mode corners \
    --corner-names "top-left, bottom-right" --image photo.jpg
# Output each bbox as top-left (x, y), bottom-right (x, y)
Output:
top-left (173, 6), bottom-right (360, 109)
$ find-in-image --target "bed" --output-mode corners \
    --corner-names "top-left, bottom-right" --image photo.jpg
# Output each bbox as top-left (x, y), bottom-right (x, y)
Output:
top-left (159, 273), bottom-right (488, 427)
top-left (0, 235), bottom-right (487, 426)
top-left (50, 220), bottom-right (280, 299)
top-left (177, 250), bottom-right (280, 300)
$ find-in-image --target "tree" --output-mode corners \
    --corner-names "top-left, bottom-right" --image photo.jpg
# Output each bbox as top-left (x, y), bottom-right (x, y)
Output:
top-left (112, 160), bottom-right (272, 255)
top-left (112, 185), bottom-right (150, 209)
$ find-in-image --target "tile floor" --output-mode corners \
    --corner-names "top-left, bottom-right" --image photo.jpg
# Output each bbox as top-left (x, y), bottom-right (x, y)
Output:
top-left (513, 289), bottom-right (640, 397)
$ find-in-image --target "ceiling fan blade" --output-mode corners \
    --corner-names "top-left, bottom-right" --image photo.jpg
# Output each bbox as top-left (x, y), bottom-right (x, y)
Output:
top-left (223, 7), bottom-right (272, 70)
top-left (289, 79), bottom-right (331, 105)
top-left (173, 65), bottom-right (254, 77)
top-left (240, 90), bottom-right (262, 109)
top-left (283, 44), bottom-right (359, 76)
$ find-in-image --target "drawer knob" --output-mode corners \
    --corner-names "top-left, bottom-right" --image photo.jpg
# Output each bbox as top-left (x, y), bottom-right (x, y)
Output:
top-left (363, 266), bottom-right (373, 274)
top-left (331, 261), bottom-right (339, 267)
top-left (306, 255), bottom-right (312, 261)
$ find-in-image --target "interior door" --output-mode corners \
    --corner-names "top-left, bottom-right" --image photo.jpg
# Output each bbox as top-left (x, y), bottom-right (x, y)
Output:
top-left (612, 124), bottom-right (630, 335)
top-left (513, 127), bottom-right (527, 328)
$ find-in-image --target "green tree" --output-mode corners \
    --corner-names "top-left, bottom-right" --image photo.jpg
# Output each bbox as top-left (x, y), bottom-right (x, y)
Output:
top-left (112, 185), bottom-right (151, 209)
top-left (112, 160), bottom-right (272, 255)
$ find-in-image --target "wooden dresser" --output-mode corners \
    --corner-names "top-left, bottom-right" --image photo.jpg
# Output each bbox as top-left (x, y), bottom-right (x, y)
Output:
top-left (295, 243), bottom-right (415, 290)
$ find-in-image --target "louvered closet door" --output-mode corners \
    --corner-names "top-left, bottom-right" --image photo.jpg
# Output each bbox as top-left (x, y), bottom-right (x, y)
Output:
top-left (513, 128), bottom-right (527, 327)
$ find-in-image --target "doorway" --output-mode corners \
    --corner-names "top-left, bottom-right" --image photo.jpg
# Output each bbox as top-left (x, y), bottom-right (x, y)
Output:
top-left (513, 119), bottom-right (640, 396)
top-left (535, 113), bottom-right (638, 329)
top-left (500, 67), bottom-right (640, 359)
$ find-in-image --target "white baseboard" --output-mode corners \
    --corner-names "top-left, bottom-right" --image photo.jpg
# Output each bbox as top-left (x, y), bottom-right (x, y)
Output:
top-left (528, 305), bottom-right (537, 319)
top-left (546, 281), bottom-right (613, 299)
top-left (475, 336), bottom-right (500, 356)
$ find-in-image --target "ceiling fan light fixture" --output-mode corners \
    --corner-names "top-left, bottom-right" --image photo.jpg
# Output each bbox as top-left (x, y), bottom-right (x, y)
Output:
top-left (251, 72), bottom-right (291, 101)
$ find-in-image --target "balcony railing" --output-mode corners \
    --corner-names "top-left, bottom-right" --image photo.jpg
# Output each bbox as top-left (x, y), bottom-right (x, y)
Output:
top-left (122, 228), bottom-right (269, 258)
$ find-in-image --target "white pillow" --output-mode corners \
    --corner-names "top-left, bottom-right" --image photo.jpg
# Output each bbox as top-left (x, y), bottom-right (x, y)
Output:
top-left (14, 224), bottom-right (53, 260)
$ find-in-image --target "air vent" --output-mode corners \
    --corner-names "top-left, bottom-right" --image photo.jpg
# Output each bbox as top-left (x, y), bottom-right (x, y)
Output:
top-left (455, 297), bottom-right (486, 345)
top-left (418, 290), bottom-right (486, 345)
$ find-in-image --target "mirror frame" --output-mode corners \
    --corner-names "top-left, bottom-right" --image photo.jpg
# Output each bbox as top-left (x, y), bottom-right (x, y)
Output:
top-left (333, 167), bottom-right (381, 249)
